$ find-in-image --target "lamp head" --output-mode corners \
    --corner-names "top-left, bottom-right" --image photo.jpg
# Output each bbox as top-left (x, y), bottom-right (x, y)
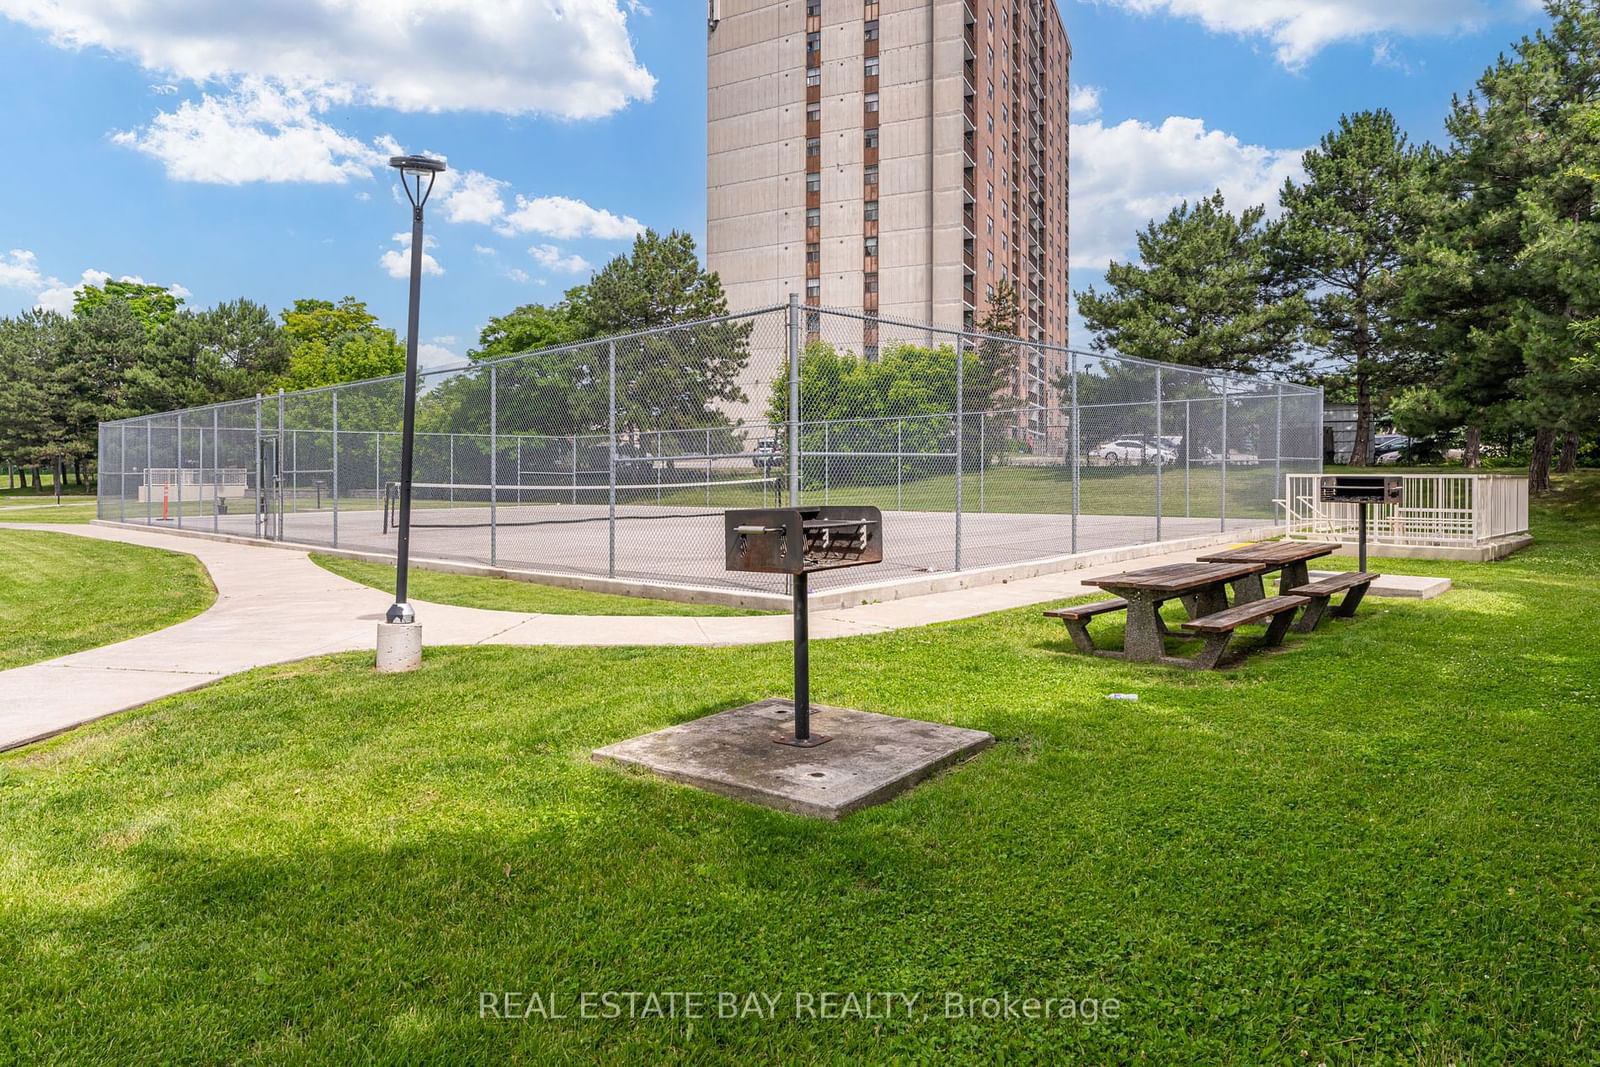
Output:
top-left (389, 154), bottom-right (446, 208)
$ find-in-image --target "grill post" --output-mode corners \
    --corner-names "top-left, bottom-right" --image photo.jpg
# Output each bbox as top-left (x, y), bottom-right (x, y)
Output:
top-left (792, 570), bottom-right (812, 743)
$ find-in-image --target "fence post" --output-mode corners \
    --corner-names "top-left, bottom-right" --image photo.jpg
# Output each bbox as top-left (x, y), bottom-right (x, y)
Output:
top-left (176, 412), bottom-right (183, 529)
top-left (1219, 377), bottom-right (1229, 532)
top-left (571, 434), bottom-right (578, 505)
top-left (490, 366), bottom-right (498, 566)
top-left (516, 438), bottom-right (523, 505)
top-left (1185, 399), bottom-right (1192, 519)
top-left (331, 393), bottom-right (339, 547)
top-left (253, 395), bottom-right (261, 538)
top-left (787, 294), bottom-right (801, 508)
top-left (823, 422), bottom-right (830, 505)
top-left (1069, 350), bottom-right (1079, 555)
top-left (706, 428), bottom-right (713, 506)
top-left (276, 389), bottom-right (286, 538)
top-left (1274, 383), bottom-right (1284, 521)
top-left (954, 339), bottom-right (965, 571)
top-left (449, 434), bottom-right (456, 504)
top-left (1154, 368), bottom-right (1163, 542)
top-left (608, 339), bottom-right (617, 579)
top-left (119, 423), bottom-right (126, 523)
top-left (375, 433), bottom-right (382, 511)
top-left (897, 418), bottom-right (903, 511)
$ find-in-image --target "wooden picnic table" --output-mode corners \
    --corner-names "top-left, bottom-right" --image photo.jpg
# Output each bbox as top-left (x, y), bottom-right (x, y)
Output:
top-left (1085, 561), bottom-right (1268, 663)
top-left (1194, 542), bottom-right (1339, 604)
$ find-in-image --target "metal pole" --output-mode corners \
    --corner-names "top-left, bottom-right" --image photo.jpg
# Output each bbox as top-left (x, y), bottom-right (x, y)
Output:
top-left (253, 395), bottom-right (261, 537)
top-left (1155, 368), bottom-right (1163, 542)
top-left (823, 422), bottom-right (830, 505)
top-left (1359, 503), bottom-right (1369, 573)
top-left (387, 197), bottom-right (427, 625)
top-left (1275, 384), bottom-right (1284, 518)
top-left (793, 571), bottom-right (812, 743)
top-left (1220, 378), bottom-right (1229, 532)
top-left (608, 340), bottom-right (618, 579)
top-left (119, 424), bottom-right (126, 523)
top-left (517, 438), bottom-right (523, 505)
top-left (897, 419), bottom-right (903, 510)
top-left (277, 389), bottom-right (285, 540)
top-left (954, 344), bottom-right (965, 570)
top-left (787, 294), bottom-right (801, 507)
top-left (146, 420), bottom-right (154, 527)
top-left (176, 413), bottom-right (183, 529)
top-left (490, 367), bottom-right (498, 566)
top-left (449, 435), bottom-right (455, 504)
top-left (1185, 400), bottom-right (1192, 518)
top-left (1069, 351), bottom-right (1079, 554)
top-left (979, 410), bottom-right (986, 514)
top-left (571, 435), bottom-right (577, 505)
top-left (375, 433), bottom-right (381, 510)
top-left (331, 393), bottom-right (339, 547)
top-left (706, 428), bottom-right (713, 506)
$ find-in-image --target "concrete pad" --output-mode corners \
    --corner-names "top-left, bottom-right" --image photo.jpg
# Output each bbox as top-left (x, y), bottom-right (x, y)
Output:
top-left (592, 699), bottom-right (994, 820)
top-left (1306, 571), bottom-right (1452, 600)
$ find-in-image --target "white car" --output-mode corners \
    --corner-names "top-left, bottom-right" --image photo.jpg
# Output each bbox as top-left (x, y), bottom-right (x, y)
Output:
top-left (1094, 439), bottom-right (1176, 466)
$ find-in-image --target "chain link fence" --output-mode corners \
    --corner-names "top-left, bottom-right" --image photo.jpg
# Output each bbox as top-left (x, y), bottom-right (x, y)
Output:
top-left (98, 304), bottom-right (1322, 595)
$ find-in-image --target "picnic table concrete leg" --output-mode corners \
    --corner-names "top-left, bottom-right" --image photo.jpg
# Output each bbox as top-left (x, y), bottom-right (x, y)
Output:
top-left (1281, 561), bottom-right (1311, 593)
top-left (1292, 596), bottom-right (1331, 634)
top-left (1262, 609), bottom-right (1296, 649)
top-left (1232, 573), bottom-right (1266, 605)
top-left (1123, 593), bottom-right (1166, 662)
top-left (1190, 633), bottom-right (1233, 671)
top-left (1335, 582), bottom-right (1371, 618)
top-left (1193, 583), bottom-right (1229, 616)
top-left (1062, 619), bottom-right (1099, 655)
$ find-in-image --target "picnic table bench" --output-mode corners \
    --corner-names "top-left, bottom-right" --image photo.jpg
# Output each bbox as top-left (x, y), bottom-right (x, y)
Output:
top-left (1045, 561), bottom-right (1268, 668)
top-left (1195, 541), bottom-right (1339, 604)
top-left (1288, 571), bottom-right (1379, 632)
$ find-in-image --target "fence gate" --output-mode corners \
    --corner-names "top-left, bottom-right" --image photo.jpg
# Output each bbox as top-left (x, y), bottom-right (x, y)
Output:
top-left (258, 436), bottom-right (283, 541)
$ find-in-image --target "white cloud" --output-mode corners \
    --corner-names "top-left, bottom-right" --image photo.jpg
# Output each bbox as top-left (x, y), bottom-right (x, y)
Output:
top-left (506, 268), bottom-right (532, 283)
top-left (1070, 85), bottom-right (1102, 119)
top-left (496, 195), bottom-right (643, 240)
top-left (0, 249), bottom-right (45, 291)
top-left (4, 252), bottom-right (188, 314)
top-left (1069, 115), bottom-right (1307, 269)
top-left (439, 170), bottom-right (509, 226)
top-left (112, 79), bottom-right (389, 184)
top-left (379, 232), bottom-right (443, 280)
top-left (1091, 0), bottom-right (1509, 68)
top-left (529, 244), bottom-right (594, 274)
top-left (150, 82), bottom-right (178, 95)
top-left (0, 0), bottom-right (655, 119)
top-left (417, 342), bottom-right (460, 372)
top-left (473, 245), bottom-right (498, 257)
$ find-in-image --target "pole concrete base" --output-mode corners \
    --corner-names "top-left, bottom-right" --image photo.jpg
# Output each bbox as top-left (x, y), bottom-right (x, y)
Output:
top-left (376, 622), bottom-right (422, 673)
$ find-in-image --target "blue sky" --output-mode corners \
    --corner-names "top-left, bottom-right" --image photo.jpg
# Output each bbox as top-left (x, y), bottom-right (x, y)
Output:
top-left (0, 0), bottom-right (1549, 367)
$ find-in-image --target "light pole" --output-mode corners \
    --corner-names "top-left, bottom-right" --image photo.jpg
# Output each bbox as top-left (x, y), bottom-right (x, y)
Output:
top-left (384, 154), bottom-right (445, 627)
top-left (377, 154), bottom-right (445, 672)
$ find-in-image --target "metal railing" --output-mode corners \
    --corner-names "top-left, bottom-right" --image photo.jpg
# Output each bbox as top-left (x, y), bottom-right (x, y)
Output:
top-left (97, 304), bottom-right (1323, 594)
top-left (1283, 473), bottom-right (1529, 546)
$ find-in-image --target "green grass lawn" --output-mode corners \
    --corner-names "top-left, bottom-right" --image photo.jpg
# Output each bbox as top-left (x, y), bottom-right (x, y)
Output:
top-left (0, 498), bottom-right (99, 524)
top-left (0, 529), bottom-right (215, 670)
top-left (1, 477), bottom-right (1596, 1061)
top-left (310, 553), bottom-right (770, 617)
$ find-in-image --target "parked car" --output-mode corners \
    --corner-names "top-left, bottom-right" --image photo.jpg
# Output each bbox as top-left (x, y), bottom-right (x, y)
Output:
top-left (1374, 434), bottom-right (1411, 465)
top-left (751, 437), bottom-right (781, 471)
top-left (1093, 439), bottom-right (1176, 466)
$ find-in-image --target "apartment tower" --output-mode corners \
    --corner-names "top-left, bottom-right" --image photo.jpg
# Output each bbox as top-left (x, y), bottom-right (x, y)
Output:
top-left (707, 0), bottom-right (1072, 436)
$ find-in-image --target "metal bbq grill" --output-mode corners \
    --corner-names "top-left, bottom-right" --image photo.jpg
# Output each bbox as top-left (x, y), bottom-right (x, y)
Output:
top-left (1321, 475), bottom-right (1403, 570)
top-left (725, 507), bottom-right (883, 747)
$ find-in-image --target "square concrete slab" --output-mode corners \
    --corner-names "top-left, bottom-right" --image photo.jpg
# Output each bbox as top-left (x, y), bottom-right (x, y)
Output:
top-left (592, 700), bottom-right (994, 820)
top-left (1306, 571), bottom-right (1453, 600)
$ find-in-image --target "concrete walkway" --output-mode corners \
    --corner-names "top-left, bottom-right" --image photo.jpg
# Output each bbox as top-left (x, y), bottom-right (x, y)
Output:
top-left (0, 521), bottom-right (1237, 752)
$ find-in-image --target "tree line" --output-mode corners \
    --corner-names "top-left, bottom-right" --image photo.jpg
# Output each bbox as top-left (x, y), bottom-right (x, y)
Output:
top-left (1073, 0), bottom-right (1600, 487)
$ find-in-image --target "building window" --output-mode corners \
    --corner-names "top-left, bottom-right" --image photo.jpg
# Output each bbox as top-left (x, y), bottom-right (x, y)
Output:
top-left (807, 102), bottom-right (820, 122)
top-left (864, 19), bottom-right (879, 41)
top-left (806, 245), bottom-right (820, 264)
top-left (806, 173), bottom-right (821, 194)
top-left (986, 181), bottom-right (993, 201)
top-left (806, 137), bottom-right (820, 157)
top-left (806, 278), bottom-right (821, 299)
top-left (808, 0), bottom-right (820, 13)
top-left (986, 250), bottom-right (994, 270)
top-left (986, 215), bottom-right (994, 234)
top-left (865, 128), bottom-right (879, 150)
top-left (864, 199), bottom-right (879, 221)
top-left (986, 45), bottom-right (993, 67)
top-left (1002, 136), bottom-right (1009, 156)
top-left (864, 272), bottom-right (879, 293)
top-left (986, 284), bottom-right (995, 301)
top-left (864, 92), bottom-right (879, 113)
top-left (987, 79), bottom-right (994, 100)
top-left (1001, 104), bottom-right (1008, 125)
top-left (806, 67), bottom-right (820, 87)
top-left (1001, 72), bottom-right (1008, 91)
top-left (806, 207), bottom-right (821, 227)
top-left (864, 163), bottom-right (879, 186)
top-left (986, 146), bottom-right (994, 166)
top-left (806, 32), bottom-right (821, 59)
top-left (864, 56), bottom-right (879, 78)
top-left (864, 236), bottom-right (879, 256)
top-left (987, 12), bottom-right (994, 32)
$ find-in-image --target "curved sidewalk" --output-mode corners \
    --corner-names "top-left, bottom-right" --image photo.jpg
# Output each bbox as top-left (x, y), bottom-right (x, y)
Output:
top-left (0, 522), bottom-right (1168, 752)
